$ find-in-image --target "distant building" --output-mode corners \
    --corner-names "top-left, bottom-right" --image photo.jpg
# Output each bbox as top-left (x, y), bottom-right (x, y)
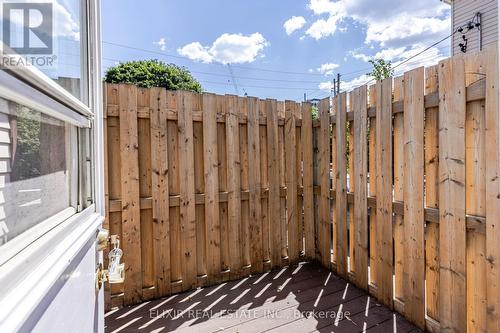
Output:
top-left (443, 0), bottom-right (498, 54)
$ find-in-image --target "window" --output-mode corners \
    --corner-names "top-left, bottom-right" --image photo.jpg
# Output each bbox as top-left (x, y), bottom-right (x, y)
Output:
top-left (1, 0), bottom-right (89, 103)
top-left (42, 0), bottom-right (89, 103)
top-left (0, 0), bottom-right (101, 309)
top-left (0, 0), bottom-right (98, 266)
top-left (0, 98), bottom-right (75, 245)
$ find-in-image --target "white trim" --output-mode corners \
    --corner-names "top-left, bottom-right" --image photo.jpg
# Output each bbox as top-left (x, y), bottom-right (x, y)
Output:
top-left (0, 70), bottom-right (90, 127)
top-left (0, 207), bottom-right (103, 332)
top-left (1, 45), bottom-right (93, 118)
top-left (0, 207), bottom-right (75, 266)
top-left (90, 0), bottom-right (104, 216)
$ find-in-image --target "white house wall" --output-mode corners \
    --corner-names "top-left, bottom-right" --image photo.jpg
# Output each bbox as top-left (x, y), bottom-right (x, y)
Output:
top-left (452, 0), bottom-right (498, 54)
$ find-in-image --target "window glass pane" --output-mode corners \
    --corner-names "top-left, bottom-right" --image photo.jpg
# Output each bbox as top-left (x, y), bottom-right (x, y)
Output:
top-left (1, 0), bottom-right (88, 103)
top-left (0, 96), bottom-right (73, 246)
top-left (47, 0), bottom-right (87, 102)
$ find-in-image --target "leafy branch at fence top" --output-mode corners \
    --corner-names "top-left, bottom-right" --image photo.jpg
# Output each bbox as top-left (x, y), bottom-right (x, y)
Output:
top-left (366, 59), bottom-right (394, 81)
top-left (104, 60), bottom-right (202, 93)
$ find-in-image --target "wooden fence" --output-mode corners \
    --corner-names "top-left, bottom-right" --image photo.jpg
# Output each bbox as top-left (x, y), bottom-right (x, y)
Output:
top-left (104, 87), bottom-right (314, 308)
top-left (104, 47), bottom-right (500, 332)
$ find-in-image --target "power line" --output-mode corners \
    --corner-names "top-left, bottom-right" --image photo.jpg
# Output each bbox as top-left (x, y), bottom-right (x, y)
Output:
top-left (199, 80), bottom-right (323, 91)
top-left (103, 41), bottom-right (327, 77)
top-left (359, 13), bottom-right (479, 87)
top-left (102, 57), bottom-right (326, 84)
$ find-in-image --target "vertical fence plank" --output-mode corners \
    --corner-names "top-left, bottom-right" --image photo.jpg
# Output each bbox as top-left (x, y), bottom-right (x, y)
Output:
top-left (331, 99), bottom-right (337, 266)
top-left (107, 85), bottom-right (124, 307)
top-left (267, 99), bottom-right (281, 267)
top-left (295, 106), bottom-right (304, 257)
top-left (226, 95), bottom-right (242, 278)
top-left (348, 93), bottom-right (355, 275)
top-left (368, 84), bottom-right (377, 288)
top-left (438, 56), bottom-right (466, 332)
top-left (375, 77), bottom-right (393, 308)
top-left (137, 88), bottom-right (154, 299)
top-left (285, 101), bottom-right (299, 263)
top-left (167, 92), bottom-right (182, 292)
top-left (424, 65), bottom-right (440, 323)
top-left (278, 102), bottom-right (288, 261)
top-left (403, 67), bottom-right (425, 327)
top-left (193, 94), bottom-right (206, 285)
top-left (353, 85), bottom-right (368, 290)
top-left (485, 46), bottom-right (500, 332)
top-left (202, 93), bottom-right (220, 283)
top-left (239, 98), bottom-right (251, 274)
top-left (150, 87), bottom-right (171, 297)
top-left (393, 76), bottom-right (404, 303)
top-left (119, 84), bottom-right (142, 305)
top-left (248, 97), bottom-right (263, 272)
top-left (464, 51), bottom-right (487, 333)
top-left (319, 99), bottom-right (331, 268)
top-left (178, 91), bottom-right (197, 290)
top-left (336, 92), bottom-right (348, 278)
top-left (260, 100), bottom-right (271, 268)
top-left (302, 103), bottom-right (315, 260)
top-left (216, 95), bottom-right (229, 278)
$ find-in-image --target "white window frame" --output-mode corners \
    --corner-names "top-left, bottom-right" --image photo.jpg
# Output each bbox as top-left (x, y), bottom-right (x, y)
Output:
top-left (0, 0), bottom-right (104, 330)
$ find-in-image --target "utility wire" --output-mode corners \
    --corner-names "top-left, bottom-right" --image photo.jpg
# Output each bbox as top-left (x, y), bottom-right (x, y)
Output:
top-left (103, 57), bottom-right (326, 84)
top-left (199, 80), bottom-right (323, 91)
top-left (359, 13), bottom-right (479, 87)
top-left (103, 41), bottom-right (327, 77)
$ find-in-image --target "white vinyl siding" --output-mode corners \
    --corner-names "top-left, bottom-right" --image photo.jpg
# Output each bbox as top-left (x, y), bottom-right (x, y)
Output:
top-left (451, 0), bottom-right (498, 55)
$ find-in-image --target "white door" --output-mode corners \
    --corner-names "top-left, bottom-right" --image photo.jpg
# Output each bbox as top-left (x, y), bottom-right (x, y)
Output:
top-left (0, 0), bottom-right (104, 331)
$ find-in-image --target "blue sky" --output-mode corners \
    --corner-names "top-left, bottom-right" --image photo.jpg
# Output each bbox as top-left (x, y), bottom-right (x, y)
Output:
top-left (102, 0), bottom-right (451, 101)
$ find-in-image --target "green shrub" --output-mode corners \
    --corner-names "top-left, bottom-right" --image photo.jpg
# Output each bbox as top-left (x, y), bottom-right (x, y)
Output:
top-left (104, 60), bottom-right (202, 93)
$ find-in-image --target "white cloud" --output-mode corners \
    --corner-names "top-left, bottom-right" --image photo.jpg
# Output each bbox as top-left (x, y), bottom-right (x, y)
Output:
top-left (365, 14), bottom-right (450, 48)
top-left (317, 62), bottom-right (339, 75)
top-left (319, 81), bottom-right (335, 91)
top-left (301, 0), bottom-right (451, 59)
top-left (308, 0), bottom-right (345, 16)
top-left (306, 15), bottom-right (342, 40)
top-left (178, 42), bottom-right (213, 63)
top-left (53, 2), bottom-right (80, 40)
top-left (178, 33), bottom-right (268, 64)
top-left (284, 16), bottom-right (306, 35)
top-left (349, 50), bottom-right (371, 62)
top-left (319, 74), bottom-right (370, 92)
top-left (154, 38), bottom-right (166, 51)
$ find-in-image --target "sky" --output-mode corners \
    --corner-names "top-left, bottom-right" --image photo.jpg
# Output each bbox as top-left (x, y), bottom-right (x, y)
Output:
top-left (102, 0), bottom-right (452, 101)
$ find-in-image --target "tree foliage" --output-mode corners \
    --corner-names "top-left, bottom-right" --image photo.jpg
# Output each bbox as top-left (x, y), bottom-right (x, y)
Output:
top-left (367, 59), bottom-right (394, 81)
top-left (104, 60), bottom-right (202, 93)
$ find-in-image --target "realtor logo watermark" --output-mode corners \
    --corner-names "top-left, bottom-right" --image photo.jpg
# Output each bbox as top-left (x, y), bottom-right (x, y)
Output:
top-left (1, 1), bottom-right (56, 68)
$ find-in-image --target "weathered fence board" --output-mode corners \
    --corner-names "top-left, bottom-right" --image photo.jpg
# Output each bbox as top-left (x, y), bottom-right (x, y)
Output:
top-left (104, 48), bottom-right (498, 333)
top-left (438, 56), bottom-right (467, 332)
top-left (319, 99), bottom-right (331, 268)
top-left (150, 87), bottom-right (171, 297)
top-left (335, 93), bottom-right (348, 279)
top-left (267, 99), bottom-right (281, 268)
top-left (118, 84), bottom-right (142, 305)
top-left (202, 93), bottom-right (220, 283)
top-left (403, 67), bottom-right (425, 327)
top-left (368, 85), bottom-right (377, 289)
top-left (424, 65), bottom-right (440, 324)
top-left (375, 77), bottom-right (393, 308)
top-left (247, 97), bottom-right (263, 273)
top-left (393, 76), bottom-right (404, 303)
top-left (178, 91), bottom-right (197, 290)
top-left (302, 103), bottom-right (315, 260)
top-left (285, 101), bottom-right (299, 263)
top-left (352, 85), bottom-right (368, 290)
top-left (485, 46), bottom-right (500, 332)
